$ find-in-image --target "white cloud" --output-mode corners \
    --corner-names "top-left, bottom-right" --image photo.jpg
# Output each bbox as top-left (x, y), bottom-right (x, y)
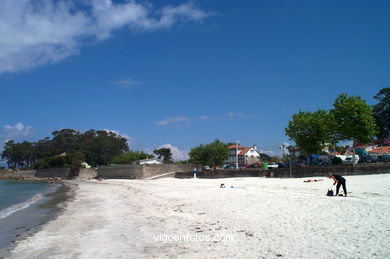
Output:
top-left (0, 0), bottom-right (210, 73)
top-left (156, 116), bottom-right (189, 126)
top-left (159, 144), bottom-right (189, 161)
top-left (156, 112), bottom-right (254, 126)
top-left (227, 112), bottom-right (253, 119)
top-left (111, 79), bottom-right (140, 87)
top-left (0, 122), bottom-right (33, 149)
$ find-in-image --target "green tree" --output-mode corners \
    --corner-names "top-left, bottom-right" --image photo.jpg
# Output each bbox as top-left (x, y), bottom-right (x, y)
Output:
top-left (34, 152), bottom-right (85, 169)
top-left (51, 129), bottom-right (81, 154)
top-left (189, 139), bottom-right (228, 166)
top-left (153, 148), bottom-right (172, 163)
top-left (285, 110), bottom-right (334, 155)
top-left (1, 140), bottom-right (35, 168)
top-left (1, 128), bottom-right (130, 168)
top-left (78, 130), bottom-right (129, 166)
top-left (331, 94), bottom-right (377, 143)
top-left (373, 88), bottom-right (390, 139)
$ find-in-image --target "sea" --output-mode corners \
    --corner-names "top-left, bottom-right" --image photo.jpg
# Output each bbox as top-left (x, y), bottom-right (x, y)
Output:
top-left (0, 180), bottom-right (63, 254)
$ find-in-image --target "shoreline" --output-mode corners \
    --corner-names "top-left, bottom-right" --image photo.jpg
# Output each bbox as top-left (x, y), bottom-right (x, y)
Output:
top-left (7, 174), bottom-right (390, 258)
top-left (0, 181), bottom-right (75, 258)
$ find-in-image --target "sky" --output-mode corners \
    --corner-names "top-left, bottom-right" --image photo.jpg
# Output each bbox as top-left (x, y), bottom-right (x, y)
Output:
top-left (0, 0), bottom-right (389, 160)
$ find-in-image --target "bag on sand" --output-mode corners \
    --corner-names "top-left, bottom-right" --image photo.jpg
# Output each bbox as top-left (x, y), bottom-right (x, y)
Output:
top-left (326, 188), bottom-right (334, 196)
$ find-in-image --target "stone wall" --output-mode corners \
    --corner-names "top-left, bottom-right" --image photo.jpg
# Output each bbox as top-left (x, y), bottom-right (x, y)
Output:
top-left (0, 164), bottom-right (199, 180)
top-left (34, 168), bottom-right (72, 178)
top-left (77, 168), bottom-right (97, 179)
top-left (97, 164), bottom-right (199, 179)
top-left (2, 164), bottom-right (390, 180)
top-left (0, 168), bottom-right (93, 180)
top-left (275, 164), bottom-right (390, 178)
top-left (0, 170), bottom-right (36, 180)
top-left (97, 165), bottom-right (143, 179)
top-left (175, 164), bottom-right (390, 179)
top-left (175, 170), bottom-right (260, 179)
top-left (142, 164), bottom-right (199, 179)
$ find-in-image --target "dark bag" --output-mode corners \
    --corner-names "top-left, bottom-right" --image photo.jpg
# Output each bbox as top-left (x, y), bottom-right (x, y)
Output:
top-left (326, 188), bottom-right (334, 196)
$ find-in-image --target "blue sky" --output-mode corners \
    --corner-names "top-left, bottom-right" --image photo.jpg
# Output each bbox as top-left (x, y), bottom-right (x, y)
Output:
top-left (0, 0), bottom-right (389, 159)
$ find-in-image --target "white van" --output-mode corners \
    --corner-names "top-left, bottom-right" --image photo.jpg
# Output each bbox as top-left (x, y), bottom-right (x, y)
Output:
top-left (334, 155), bottom-right (359, 166)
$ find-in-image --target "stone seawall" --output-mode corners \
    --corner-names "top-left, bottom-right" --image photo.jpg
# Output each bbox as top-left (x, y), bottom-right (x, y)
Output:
top-left (0, 168), bottom-right (96, 180)
top-left (77, 168), bottom-right (97, 179)
top-left (142, 164), bottom-right (199, 179)
top-left (175, 164), bottom-right (390, 179)
top-left (97, 164), bottom-right (200, 179)
top-left (276, 164), bottom-right (390, 178)
top-left (2, 164), bottom-right (390, 180)
top-left (97, 165), bottom-right (143, 179)
top-left (0, 170), bottom-right (37, 180)
top-left (0, 164), bottom-right (199, 180)
top-left (34, 168), bottom-right (72, 178)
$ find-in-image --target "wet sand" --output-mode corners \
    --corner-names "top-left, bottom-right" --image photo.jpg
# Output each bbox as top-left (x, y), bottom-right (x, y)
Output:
top-left (0, 182), bottom-right (74, 258)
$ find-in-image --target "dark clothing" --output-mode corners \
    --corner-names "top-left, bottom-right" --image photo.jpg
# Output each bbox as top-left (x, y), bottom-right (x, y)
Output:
top-left (333, 174), bottom-right (346, 182)
top-left (334, 175), bottom-right (347, 196)
top-left (336, 181), bottom-right (347, 196)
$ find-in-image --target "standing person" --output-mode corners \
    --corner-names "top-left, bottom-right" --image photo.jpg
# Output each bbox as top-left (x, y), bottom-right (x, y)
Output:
top-left (328, 172), bottom-right (347, 196)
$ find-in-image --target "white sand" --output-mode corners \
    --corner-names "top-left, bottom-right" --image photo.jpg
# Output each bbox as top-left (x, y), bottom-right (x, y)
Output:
top-left (10, 174), bottom-right (390, 259)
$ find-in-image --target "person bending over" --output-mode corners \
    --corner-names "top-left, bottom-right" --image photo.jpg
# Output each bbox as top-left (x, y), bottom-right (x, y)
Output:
top-left (328, 173), bottom-right (347, 196)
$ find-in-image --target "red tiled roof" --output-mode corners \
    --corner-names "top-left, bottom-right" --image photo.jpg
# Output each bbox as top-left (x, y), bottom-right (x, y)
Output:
top-left (238, 147), bottom-right (250, 155)
top-left (228, 144), bottom-right (244, 150)
top-left (368, 146), bottom-right (390, 154)
top-left (354, 145), bottom-right (374, 149)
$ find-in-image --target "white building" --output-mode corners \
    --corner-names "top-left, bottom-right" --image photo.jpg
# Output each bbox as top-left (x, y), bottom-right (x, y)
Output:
top-left (227, 144), bottom-right (261, 165)
top-left (138, 158), bottom-right (163, 165)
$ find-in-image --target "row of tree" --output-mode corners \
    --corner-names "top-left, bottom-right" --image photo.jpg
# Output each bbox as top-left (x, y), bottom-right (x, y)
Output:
top-left (2, 129), bottom-right (129, 168)
top-left (1, 128), bottom-right (177, 169)
top-left (285, 88), bottom-right (390, 156)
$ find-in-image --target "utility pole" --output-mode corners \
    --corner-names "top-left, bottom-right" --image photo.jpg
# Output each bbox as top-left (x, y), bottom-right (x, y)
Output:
top-left (236, 140), bottom-right (239, 169)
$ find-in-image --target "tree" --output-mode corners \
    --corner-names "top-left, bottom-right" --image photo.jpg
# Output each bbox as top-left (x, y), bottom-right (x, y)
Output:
top-left (77, 130), bottom-right (129, 166)
top-left (331, 94), bottom-right (377, 143)
top-left (285, 110), bottom-right (334, 155)
top-left (1, 140), bottom-right (35, 168)
top-left (373, 88), bottom-right (390, 139)
top-left (189, 139), bottom-right (229, 166)
top-left (153, 148), bottom-right (172, 163)
top-left (34, 152), bottom-right (85, 170)
top-left (1, 128), bottom-right (130, 168)
top-left (51, 129), bottom-right (81, 155)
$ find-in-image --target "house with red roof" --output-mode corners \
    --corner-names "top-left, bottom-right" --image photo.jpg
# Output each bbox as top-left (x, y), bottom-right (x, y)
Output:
top-left (368, 146), bottom-right (390, 155)
top-left (226, 144), bottom-right (261, 165)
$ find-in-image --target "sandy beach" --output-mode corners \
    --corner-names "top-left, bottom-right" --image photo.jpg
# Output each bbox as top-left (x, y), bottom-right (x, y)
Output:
top-left (9, 174), bottom-right (390, 259)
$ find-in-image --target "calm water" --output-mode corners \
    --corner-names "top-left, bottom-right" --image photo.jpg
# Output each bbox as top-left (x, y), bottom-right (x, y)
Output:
top-left (0, 180), bottom-right (56, 252)
top-left (0, 180), bottom-right (50, 212)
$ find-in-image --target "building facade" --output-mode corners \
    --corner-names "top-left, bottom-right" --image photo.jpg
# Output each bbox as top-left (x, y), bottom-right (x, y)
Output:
top-left (227, 144), bottom-right (261, 165)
